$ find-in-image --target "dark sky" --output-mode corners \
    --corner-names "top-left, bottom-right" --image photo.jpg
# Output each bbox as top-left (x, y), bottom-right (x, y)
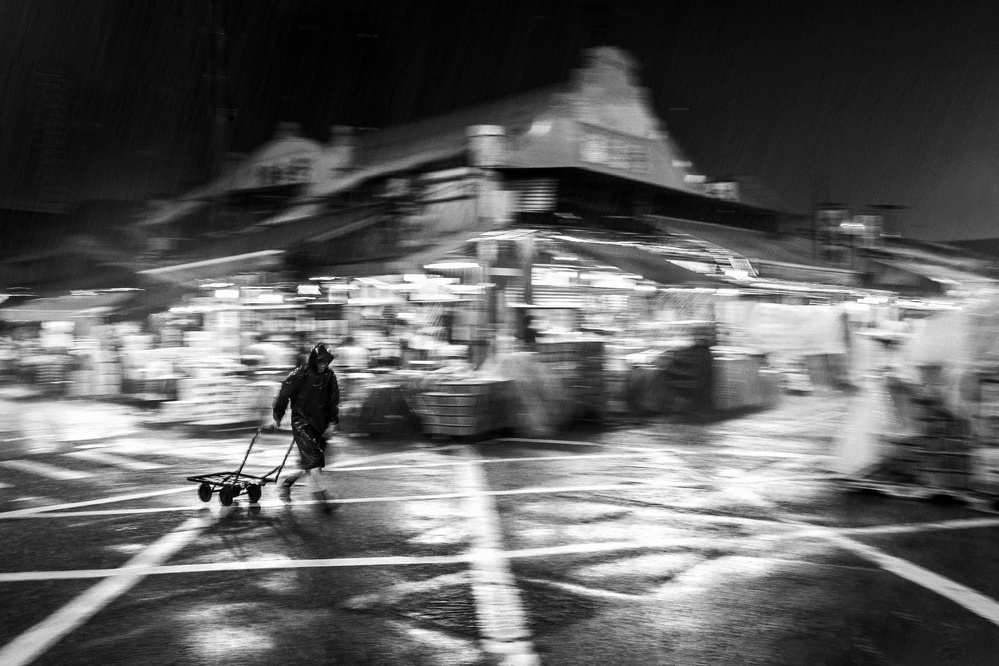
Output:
top-left (2, 0), bottom-right (998, 240)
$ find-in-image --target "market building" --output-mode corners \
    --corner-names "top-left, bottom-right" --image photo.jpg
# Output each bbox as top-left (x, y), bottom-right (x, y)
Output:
top-left (2, 46), bottom-right (997, 438)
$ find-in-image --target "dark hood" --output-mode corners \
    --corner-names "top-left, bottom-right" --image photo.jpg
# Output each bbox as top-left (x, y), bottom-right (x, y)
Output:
top-left (308, 342), bottom-right (334, 370)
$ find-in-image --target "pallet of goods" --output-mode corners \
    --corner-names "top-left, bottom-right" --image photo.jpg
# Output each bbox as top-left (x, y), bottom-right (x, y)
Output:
top-left (534, 339), bottom-right (605, 421)
top-left (411, 378), bottom-right (512, 438)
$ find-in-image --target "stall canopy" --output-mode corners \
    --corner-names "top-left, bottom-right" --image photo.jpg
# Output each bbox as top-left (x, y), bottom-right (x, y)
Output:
top-left (0, 291), bottom-right (136, 323)
top-left (864, 258), bottom-right (995, 295)
top-left (645, 216), bottom-right (860, 286)
top-left (542, 232), bottom-right (731, 287)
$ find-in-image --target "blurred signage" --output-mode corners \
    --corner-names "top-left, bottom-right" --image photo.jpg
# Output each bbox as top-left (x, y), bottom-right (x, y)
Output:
top-left (253, 156), bottom-right (314, 188)
top-left (706, 180), bottom-right (740, 201)
top-left (816, 207), bottom-right (851, 230)
top-left (226, 138), bottom-right (324, 192)
top-left (579, 125), bottom-right (648, 173)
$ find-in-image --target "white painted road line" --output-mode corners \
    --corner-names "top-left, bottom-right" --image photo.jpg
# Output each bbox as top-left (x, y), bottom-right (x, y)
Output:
top-left (66, 450), bottom-right (165, 471)
top-left (0, 553), bottom-right (472, 583)
top-left (6, 516), bottom-right (999, 585)
top-left (333, 451), bottom-right (662, 472)
top-left (826, 532), bottom-right (999, 628)
top-left (458, 447), bottom-right (540, 666)
top-left (0, 486), bottom-right (192, 518)
top-left (0, 459), bottom-right (93, 481)
top-left (840, 517), bottom-right (999, 536)
top-left (495, 437), bottom-right (603, 448)
top-left (0, 530), bottom-right (815, 584)
top-left (0, 515), bottom-right (211, 666)
top-left (0, 480), bottom-right (711, 519)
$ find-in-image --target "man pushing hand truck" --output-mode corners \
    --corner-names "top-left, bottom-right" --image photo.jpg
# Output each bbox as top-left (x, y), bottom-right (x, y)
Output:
top-left (270, 342), bottom-right (340, 513)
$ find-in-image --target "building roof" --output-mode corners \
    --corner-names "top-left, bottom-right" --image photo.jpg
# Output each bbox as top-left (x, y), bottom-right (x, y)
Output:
top-left (354, 86), bottom-right (565, 171)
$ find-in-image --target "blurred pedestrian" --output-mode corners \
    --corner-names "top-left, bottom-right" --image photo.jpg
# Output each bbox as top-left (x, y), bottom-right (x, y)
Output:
top-left (335, 335), bottom-right (370, 372)
top-left (271, 342), bottom-right (340, 512)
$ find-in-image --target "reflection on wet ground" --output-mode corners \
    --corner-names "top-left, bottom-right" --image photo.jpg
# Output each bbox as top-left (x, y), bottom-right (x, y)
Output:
top-left (5, 389), bottom-right (999, 664)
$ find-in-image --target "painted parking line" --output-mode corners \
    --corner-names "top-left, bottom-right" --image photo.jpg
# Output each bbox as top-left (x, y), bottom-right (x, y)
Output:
top-left (825, 531), bottom-right (999, 628)
top-left (66, 450), bottom-right (165, 471)
top-left (0, 486), bottom-right (192, 518)
top-left (0, 514), bottom-right (213, 666)
top-left (457, 446), bottom-right (540, 665)
top-left (0, 459), bottom-right (93, 481)
top-left (494, 437), bottom-right (603, 448)
top-left (839, 517), bottom-right (999, 536)
top-left (333, 451), bottom-right (664, 472)
top-left (0, 526), bottom-right (852, 585)
top-left (5, 516), bottom-right (999, 587)
top-left (0, 480), bottom-right (712, 520)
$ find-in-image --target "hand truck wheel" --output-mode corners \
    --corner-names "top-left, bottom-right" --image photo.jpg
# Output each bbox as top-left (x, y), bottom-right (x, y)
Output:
top-left (197, 483), bottom-right (213, 503)
top-left (247, 484), bottom-right (262, 503)
top-left (219, 485), bottom-right (235, 506)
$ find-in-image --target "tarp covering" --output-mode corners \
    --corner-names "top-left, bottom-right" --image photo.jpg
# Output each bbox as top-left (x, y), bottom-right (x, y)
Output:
top-left (0, 292), bottom-right (134, 322)
top-left (716, 301), bottom-right (848, 356)
top-left (553, 234), bottom-right (730, 287)
top-left (868, 258), bottom-right (997, 295)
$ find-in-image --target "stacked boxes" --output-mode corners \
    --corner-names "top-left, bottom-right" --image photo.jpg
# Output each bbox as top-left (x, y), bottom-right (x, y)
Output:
top-left (412, 379), bottom-right (511, 438)
top-left (884, 435), bottom-right (972, 491)
top-left (917, 436), bottom-right (972, 490)
top-left (534, 339), bottom-right (605, 421)
top-left (712, 350), bottom-right (781, 412)
top-left (156, 375), bottom-right (257, 427)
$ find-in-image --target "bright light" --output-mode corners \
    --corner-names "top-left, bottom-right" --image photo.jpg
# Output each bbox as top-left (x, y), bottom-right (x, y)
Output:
top-left (356, 277), bottom-right (389, 286)
top-left (257, 293), bottom-right (283, 303)
top-left (201, 282), bottom-right (233, 289)
top-left (670, 260), bottom-right (716, 273)
top-left (423, 261), bottom-right (480, 270)
top-left (297, 284), bottom-right (321, 295)
top-left (403, 273), bottom-right (428, 282)
top-left (528, 120), bottom-right (552, 136)
top-left (214, 289), bottom-right (239, 299)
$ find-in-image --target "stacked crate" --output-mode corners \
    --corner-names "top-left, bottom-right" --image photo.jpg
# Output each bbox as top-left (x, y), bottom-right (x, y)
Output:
top-left (879, 380), bottom-right (974, 492)
top-left (534, 339), bottom-right (605, 421)
top-left (413, 379), bottom-right (511, 438)
top-left (157, 374), bottom-right (257, 427)
top-left (711, 349), bottom-right (779, 412)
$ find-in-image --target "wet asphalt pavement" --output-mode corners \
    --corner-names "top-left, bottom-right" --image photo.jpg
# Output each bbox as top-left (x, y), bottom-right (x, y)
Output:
top-left (2, 390), bottom-right (999, 665)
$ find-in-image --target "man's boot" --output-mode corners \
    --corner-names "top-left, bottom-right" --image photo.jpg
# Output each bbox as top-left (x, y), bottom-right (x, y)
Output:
top-left (278, 481), bottom-right (292, 504)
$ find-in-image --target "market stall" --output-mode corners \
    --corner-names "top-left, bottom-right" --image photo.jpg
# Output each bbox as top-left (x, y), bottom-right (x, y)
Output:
top-left (834, 293), bottom-right (999, 502)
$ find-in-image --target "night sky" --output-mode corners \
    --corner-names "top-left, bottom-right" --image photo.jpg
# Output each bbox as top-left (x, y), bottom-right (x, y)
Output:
top-left (2, 0), bottom-right (998, 241)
